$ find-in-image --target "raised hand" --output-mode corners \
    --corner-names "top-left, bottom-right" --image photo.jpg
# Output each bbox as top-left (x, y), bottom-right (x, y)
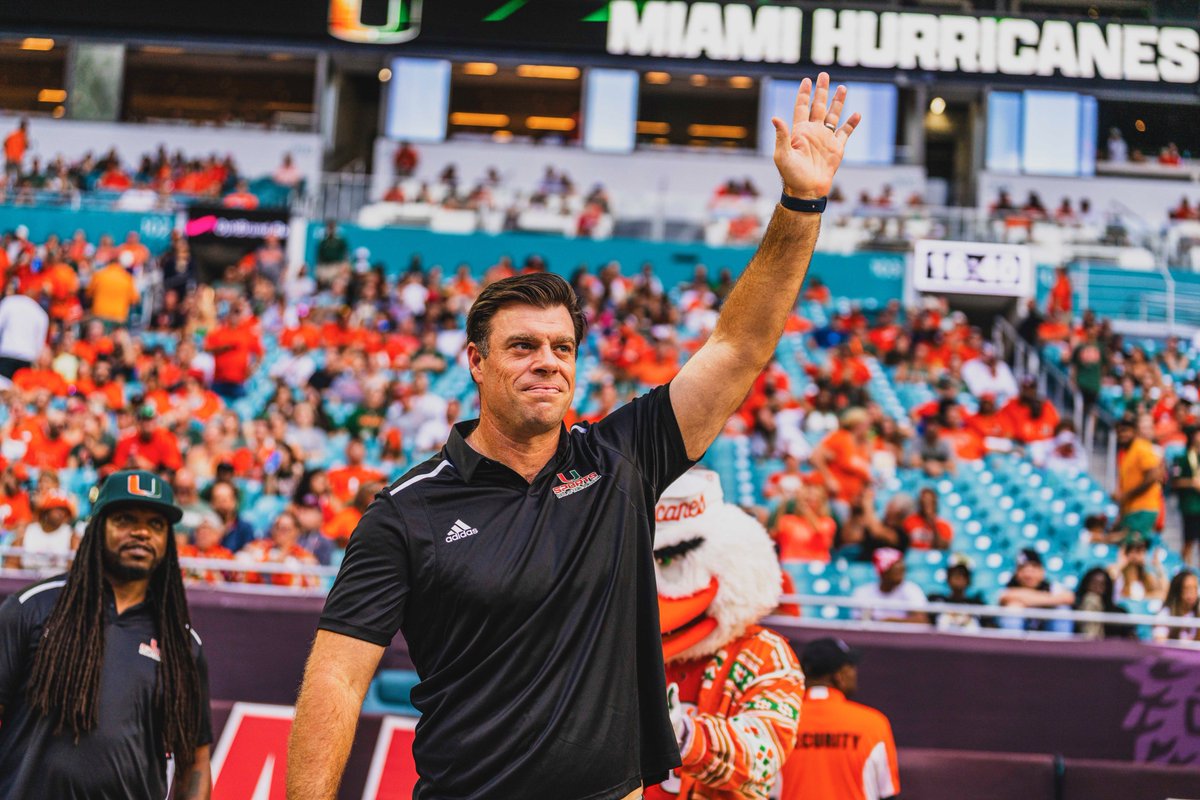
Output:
top-left (770, 72), bottom-right (861, 201)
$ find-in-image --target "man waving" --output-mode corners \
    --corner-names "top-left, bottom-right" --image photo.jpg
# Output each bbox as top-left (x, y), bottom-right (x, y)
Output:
top-left (288, 74), bottom-right (860, 800)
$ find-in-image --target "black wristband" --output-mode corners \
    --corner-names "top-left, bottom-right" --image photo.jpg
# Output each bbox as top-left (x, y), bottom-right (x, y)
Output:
top-left (779, 192), bottom-right (827, 213)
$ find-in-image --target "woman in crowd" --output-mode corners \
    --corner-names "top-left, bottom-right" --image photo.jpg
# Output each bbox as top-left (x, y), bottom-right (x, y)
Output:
top-left (1153, 569), bottom-right (1199, 642)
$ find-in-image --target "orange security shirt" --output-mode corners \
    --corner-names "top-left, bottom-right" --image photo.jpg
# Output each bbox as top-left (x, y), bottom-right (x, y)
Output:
top-left (781, 686), bottom-right (900, 800)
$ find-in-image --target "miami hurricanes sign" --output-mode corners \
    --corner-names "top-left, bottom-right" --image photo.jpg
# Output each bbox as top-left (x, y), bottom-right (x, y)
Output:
top-left (606, 1), bottom-right (1200, 84)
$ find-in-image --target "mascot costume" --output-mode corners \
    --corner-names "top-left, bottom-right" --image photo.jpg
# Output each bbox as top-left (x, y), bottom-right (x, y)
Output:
top-left (648, 468), bottom-right (805, 800)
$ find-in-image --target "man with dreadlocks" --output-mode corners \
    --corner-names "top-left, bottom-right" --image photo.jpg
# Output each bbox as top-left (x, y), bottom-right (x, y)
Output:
top-left (0, 469), bottom-right (213, 799)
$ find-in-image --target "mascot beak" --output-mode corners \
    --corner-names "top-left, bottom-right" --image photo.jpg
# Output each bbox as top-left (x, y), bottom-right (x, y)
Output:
top-left (659, 576), bottom-right (720, 660)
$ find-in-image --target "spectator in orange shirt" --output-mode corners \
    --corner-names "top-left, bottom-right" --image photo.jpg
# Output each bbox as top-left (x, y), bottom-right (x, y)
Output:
top-left (117, 231), bottom-right (151, 267)
top-left (770, 482), bottom-right (837, 563)
top-left (1047, 265), bottom-right (1072, 318)
top-left (178, 513), bottom-right (237, 585)
top-left (327, 438), bottom-right (386, 506)
top-left (222, 180), bottom-right (260, 209)
top-left (88, 252), bottom-right (140, 325)
top-left (321, 481), bottom-right (381, 548)
top-left (205, 302), bottom-right (263, 399)
top-left (0, 464), bottom-right (33, 529)
top-left (42, 256), bottom-right (81, 322)
top-left (4, 119), bottom-right (28, 179)
top-left (940, 402), bottom-right (985, 461)
top-left (12, 350), bottom-right (69, 397)
top-left (239, 509), bottom-right (320, 588)
top-left (781, 638), bottom-right (901, 800)
top-left (112, 403), bottom-right (183, 472)
top-left (811, 407), bottom-right (874, 511)
top-left (903, 488), bottom-right (953, 550)
top-left (1002, 376), bottom-right (1061, 445)
top-left (966, 394), bottom-right (1014, 451)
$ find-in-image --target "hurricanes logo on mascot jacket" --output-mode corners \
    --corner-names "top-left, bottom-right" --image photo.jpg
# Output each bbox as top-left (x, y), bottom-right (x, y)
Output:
top-left (649, 468), bottom-right (805, 800)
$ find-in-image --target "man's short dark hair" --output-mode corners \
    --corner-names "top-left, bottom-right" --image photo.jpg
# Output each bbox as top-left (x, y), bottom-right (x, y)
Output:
top-left (466, 273), bottom-right (586, 357)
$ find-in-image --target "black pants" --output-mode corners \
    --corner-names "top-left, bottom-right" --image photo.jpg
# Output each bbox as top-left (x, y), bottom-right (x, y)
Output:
top-left (0, 356), bottom-right (31, 379)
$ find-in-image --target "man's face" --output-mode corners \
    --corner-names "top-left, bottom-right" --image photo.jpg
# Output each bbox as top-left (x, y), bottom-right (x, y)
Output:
top-left (211, 484), bottom-right (237, 516)
top-left (194, 521), bottom-right (222, 550)
top-left (272, 514), bottom-right (300, 548)
top-left (881, 561), bottom-right (905, 589)
top-left (41, 507), bottom-right (69, 529)
top-left (1117, 425), bottom-right (1135, 446)
top-left (835, 663), bottom-right (859, 696)
top-left (103, 505), bottom-right (170, 581)
top-left (468, 304), bottom-right (577, 438)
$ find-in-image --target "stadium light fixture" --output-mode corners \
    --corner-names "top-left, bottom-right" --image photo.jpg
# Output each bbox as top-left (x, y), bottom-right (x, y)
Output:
top-left (645, 71), bottom-right (671, 84)
top-left (20, 38), bottom-right (54, 51)
top-left (689, 74), bottom-right (708, 86)
top-left (463, 62), bottom-right (498, 76)
top-left (729, 76), bottom-right (753, 89)
top-left (378, 67), bottom-right (392, 82)
top-left (930, 96), bottom-right (946, 115)
top-left (37, 89), bottom-right (67, 103)
top-left (688, 124), bottom-right (747, 138)
top-left (1135, 119), bottom-right (1146, 132)
top-left (450, 112), bottom-right (510, 127)
top-left (516, 65), bottom-right (580, 80)
top-left (526, 116), bottom-right (576, 131)
top-left (636, 121), bottom-right (670, 135)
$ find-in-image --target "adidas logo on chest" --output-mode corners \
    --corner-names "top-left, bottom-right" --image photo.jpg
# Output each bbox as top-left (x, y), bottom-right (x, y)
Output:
top-left (444, 519), bottom-right (480, 543)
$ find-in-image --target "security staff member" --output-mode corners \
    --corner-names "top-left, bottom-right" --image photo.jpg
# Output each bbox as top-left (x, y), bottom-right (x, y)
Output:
top-left (780, 638), bottom-right (900, 800)
top-left (288, 73), bottom-right (861, 800)
top-left (0, 470), bottom-right (212, 800)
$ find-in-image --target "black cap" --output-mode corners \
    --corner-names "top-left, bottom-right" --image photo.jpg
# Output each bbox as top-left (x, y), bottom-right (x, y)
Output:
top-left (1016, 547), bottom-right (1043, 568)
top-left (801, 637), bottom-right (860, 680)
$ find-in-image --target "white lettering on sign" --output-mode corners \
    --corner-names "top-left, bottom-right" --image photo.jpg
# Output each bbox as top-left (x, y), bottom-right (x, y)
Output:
top-left (608, 2), bottom-right (1200, 84)
top-left (607, 0), bottom-right (801, 63)
top-left (911, 240), bottom-right (1034, 299)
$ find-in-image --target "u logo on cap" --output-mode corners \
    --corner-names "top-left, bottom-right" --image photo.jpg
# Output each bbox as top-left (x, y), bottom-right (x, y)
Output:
top-left (127, 475), bottom-right (161, 499)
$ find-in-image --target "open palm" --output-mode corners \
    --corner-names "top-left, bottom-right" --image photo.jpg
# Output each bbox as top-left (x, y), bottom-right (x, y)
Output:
top-left (770, 73), bottom-right (861, 201)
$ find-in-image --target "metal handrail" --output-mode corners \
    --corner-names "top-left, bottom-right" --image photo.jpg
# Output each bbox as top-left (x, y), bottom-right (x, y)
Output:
top-left (779, 593), bottom-right (1200, 632)
top-left (0, 546), bottom-right (339, 578)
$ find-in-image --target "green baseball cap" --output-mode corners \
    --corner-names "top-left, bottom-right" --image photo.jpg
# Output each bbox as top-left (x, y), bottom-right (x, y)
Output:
top-left (89, 470), bottom-right (184, 524)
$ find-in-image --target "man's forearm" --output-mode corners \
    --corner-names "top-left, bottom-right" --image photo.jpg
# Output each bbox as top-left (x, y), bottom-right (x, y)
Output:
top-left (286, 665), bottom-right (367, 799)
top-left (710, 207), bottom-right (820, 370)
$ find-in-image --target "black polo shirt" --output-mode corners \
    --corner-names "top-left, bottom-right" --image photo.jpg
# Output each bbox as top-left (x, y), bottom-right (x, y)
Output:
top-left (320, 384), bottom-right (695, 799)
top-left (0, 575), bottom-right (213, 800)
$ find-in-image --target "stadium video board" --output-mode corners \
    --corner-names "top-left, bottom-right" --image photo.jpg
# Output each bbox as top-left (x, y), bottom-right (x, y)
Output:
top-left (3, 1), bottom-right (1196, 88)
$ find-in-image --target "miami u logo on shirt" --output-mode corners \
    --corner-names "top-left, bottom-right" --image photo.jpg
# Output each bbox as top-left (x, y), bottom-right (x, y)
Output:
top-left (128, 475), bottom-right (163, 498)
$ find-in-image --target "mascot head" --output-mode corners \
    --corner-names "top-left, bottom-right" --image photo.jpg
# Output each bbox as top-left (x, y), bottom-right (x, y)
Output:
top-left (655, 468), bottom-right (783, 663)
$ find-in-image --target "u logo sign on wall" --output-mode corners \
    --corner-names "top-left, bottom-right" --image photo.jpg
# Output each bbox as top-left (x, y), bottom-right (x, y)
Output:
top-left (329, 0), bottom-right (423, 43)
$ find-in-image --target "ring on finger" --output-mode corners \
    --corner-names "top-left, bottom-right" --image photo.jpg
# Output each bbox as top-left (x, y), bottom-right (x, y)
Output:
top-left (823, 122), bottom-right (837, 132)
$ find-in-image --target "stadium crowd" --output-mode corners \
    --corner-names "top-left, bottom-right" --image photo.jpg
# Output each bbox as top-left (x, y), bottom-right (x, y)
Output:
top-left (377, 157), bottom-right (614, 238)
top-left (0, 216), bottom-right (1196, 642)
top-left (2, 119), bottom-right (301, 210)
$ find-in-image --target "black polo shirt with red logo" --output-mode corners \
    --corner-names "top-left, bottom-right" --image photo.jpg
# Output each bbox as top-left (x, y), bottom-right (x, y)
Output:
top-left (320, 384), bottom-right (696, 800)
top-left (0, 575), bottom-right (212, 800)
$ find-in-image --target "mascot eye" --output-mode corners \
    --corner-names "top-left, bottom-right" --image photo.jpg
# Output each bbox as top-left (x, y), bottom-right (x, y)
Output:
top-left (654, 536), bottom-right (704, 566)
